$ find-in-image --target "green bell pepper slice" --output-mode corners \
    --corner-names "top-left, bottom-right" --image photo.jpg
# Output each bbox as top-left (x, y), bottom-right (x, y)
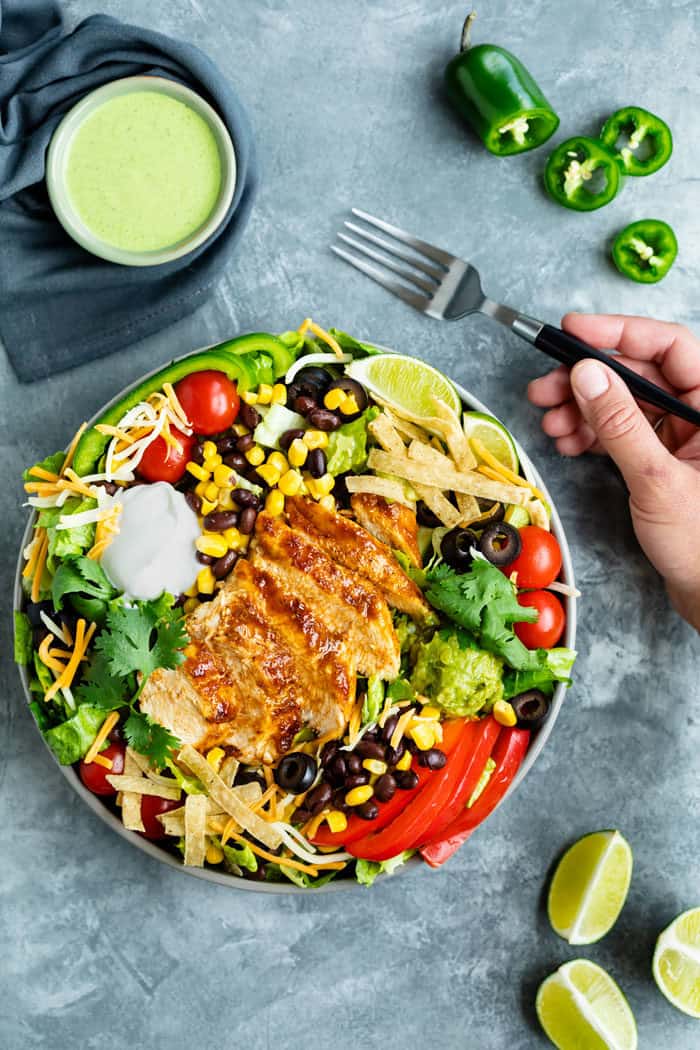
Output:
top-left (611, 219), bottom-right (677, 283)
top-left (600, 106), bottom-right (672, 176)
top-left (444, 11), bottom-right (559, 156)
top-left (544, 136), bottom-right (622, 211)
top-left (211, 332), bottom-right (298, 381)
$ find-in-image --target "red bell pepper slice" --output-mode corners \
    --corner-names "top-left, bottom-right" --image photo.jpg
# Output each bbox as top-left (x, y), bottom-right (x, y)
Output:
top-left (420, 727), bottom-right (530, 868)
top-left (348, 718), bottom-right (490, 862)
top-left (310, 718), bottom-right (465, 848)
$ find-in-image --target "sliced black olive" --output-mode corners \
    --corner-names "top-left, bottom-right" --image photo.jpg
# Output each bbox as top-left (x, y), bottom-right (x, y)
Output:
top-left (274, 751), bottom-right (317, 794)
top-left (511, 689), bottom-right (550, 729)
top-left (417, 501), bottom-right (442, 528)
top-left (478, 522), bottom-right (522, 566)
top-left (323, 377), bottom-right (369, 421)
top-left (473, 501), bottom-right (505, 527)
top-left (441, 527), bottom-right (479, 572)
top-left (294, 366), bottom-right (334, 399)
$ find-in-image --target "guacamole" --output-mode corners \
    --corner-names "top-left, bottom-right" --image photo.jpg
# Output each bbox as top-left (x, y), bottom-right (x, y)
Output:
top-left (410, 631), bottom-right (504, 717)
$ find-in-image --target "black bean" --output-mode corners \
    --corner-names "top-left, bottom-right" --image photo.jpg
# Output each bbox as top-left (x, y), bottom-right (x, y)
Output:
top-left (223, 451), bottom-right (247, 471)
top-left (374, 773), bottom-right (397, 803)
top-left (234, 489), bottom-right (261, 510)
top-left (238, 506), bottom-right (257, 535)
top-left (320, 741), bottom-right (339, 768)
top-left (246, 468), bottom-right (266, 488)
top-left (357, 800), bottom-right (379, 821)
top-left (384, 742), bottom-right (405, 767)
top-left (362, 726), bottom-right (380, 741)
top-left (184, 490), bottom-right (202, 515)
top-left (331, 789), bottom-right (349, 813)
top-left (93, 480), bottom-right (118, 495)
top-left (212, 550), bottom-right (237, 579)
top-left (346, 753), bottom-right (362, 775)
top-left (191, 441), bottom-right (205, 465)
top-left (381, 714), bottom-right (399, 743)
top-left (173, 593), bottom-right (186, 608)
top-left (306, 447), bottom-right (327, 479)
top-left (286, 383), bottom-right (300, 402)
top-left (330, 755), bottom-right (347, 783)
top-left (308, 407), bottom-right (342, 431)
top-left (215, 435), bottom-right (238, 455)
top-left (395, 769), bottom-right (419, 791)
top-left (356, 739), bottom-right (386, 761)
top-left (239, 402), bottom-right (261, 431)
top-left (279, 428), bottom-right (306, 451)
top-left (292, 808), bottom-right (311, 826)
top-left (306, 782), bottom-right (332, 815)
top-left (344, 773), bottom-right (370, 790)
top-left (204, 510), bottom-right (238, 532)
top-left (405, 738), bottom-right (419, 755)
top-left (418, 748), bottom-right (447, 770)
top-left (196, 551), bottom-right (215, 565)
top-left (293, 395), bottom-right (317, 417)
top-left (236, 433), bottom-right (255, 453)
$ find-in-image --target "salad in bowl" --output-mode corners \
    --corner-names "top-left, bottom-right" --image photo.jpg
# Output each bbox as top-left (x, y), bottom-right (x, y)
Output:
top-left (14, 320), bottom-right (576, 890)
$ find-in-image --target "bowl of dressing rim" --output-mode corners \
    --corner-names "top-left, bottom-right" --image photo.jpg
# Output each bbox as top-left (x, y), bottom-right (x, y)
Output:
top-left (46, 75), bottom-right (237, 267)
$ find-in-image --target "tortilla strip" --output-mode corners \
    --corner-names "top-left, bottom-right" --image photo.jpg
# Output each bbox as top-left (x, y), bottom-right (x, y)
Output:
top-left (368, 413), bottom-right (406, 456)
top-left (382, 409), bottom-right (430, 444)
top-left (527, 498), bottom-right (550, 530)
top-left (220, 755), bottom-right (240, 788)
top-left (126, 747), bottom-right (180, 789)
top-left (106, 775), bottom-right (181, 800)
top-left (122, 750), bottom-right (145, 832)
top-left (159, 812), bottom-right (232, 837)
top-left (178, 745), bottom-right (283, 849)
top-left (456, 493), bottom-right (481, 519)
top-left (367, 449), bottom-right (531, 506)
top-left (184, 794), bottom-right (208, 867)
top-left (413, 483), bottom-right (462, 528)
top-left (431, 398), bottom-right (477, 471)
top-left (345, 474), bottom-right (415, 507)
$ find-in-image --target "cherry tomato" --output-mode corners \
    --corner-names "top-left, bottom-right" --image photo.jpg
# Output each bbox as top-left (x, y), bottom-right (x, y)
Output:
top-left (79, 743), bottom-right (125, 796)
top-left (515, 590), bottom-right (565, 649)
top-left (174, 371), bottom-right (240, 435)
top-left (502, 526), bottom-right (562, 589)
top-left (139, 794), bottom-right (182, 840)
top-left (137, 426), bottom-right (194, 483)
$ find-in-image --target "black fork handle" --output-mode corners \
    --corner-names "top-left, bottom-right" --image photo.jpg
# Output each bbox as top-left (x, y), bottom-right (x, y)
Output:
top-left (533, 324), bottom-right (700, 428)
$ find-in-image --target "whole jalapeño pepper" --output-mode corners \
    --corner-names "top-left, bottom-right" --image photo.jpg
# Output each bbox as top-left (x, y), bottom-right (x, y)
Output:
top-left (601, 106), bottom-right (673, 176)
top-left (444, 11), bottom-right (559, 156)
top-left (611, 219), bottom-right (678, 283)
top-left (544, 136), bottom-right (622, 211)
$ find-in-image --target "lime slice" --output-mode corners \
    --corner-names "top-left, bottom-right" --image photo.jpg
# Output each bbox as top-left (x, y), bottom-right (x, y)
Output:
top-left (653, 907), bottom-right (700, 1017)
top-left (548, 830), bottom-right (632, 945)
top-left (462, 411), bottom-right (519, 473)
top-left (536, 960), bottom-right (637, 1050)
top-left (344, 354), bottom-right (461, 419)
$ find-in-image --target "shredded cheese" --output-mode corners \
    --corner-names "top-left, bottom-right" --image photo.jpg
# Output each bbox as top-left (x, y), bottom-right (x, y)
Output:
top-left (297, 317), bottom-right (345, 359)
top-left (390, 708), bottom-right (416, 752)
top-left (62, 422), bottom-right (88, 474)
top-left (92, 753), bottom-right (114, 770)
top-left (44, 619), bottom-right (96, 701)
top-left (471, 438), bottom-right (546, 501)
top-left (30, 531), bottom-right (49, 602)
top-left (83, 710), bottom-right (120, 765)
top-left (28, 466), bottom-right (60, 482)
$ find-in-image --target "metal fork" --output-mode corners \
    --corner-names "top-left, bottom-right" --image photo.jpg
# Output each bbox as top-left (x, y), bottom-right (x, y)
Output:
top-left (332, 208), bottom-right (700, 428)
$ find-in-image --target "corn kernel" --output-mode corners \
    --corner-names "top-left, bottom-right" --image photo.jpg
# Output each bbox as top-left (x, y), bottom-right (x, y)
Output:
top-left (184, 582), bottom-right (198, 598)
top-left (265, 490), bottom-right (285, 516)
top-left (257, 463), bottom-right (281, 486)
top-left (233, 422), bottom-right (249, 435)
top-left (241, 390), bottom-right (258, 405)
top-left (245, 446), bottom-right (265, 466)
top-left (325, 810), bottom-right (348, 834)
top-left (493, 699), bottom-right (517, 728)
top-left (409, 722), bottom-right (437, 751)
top-left (196, 533), bottom-right (229, 558)
top-left (323, 387), bottom-right (346, 411)
top-left (203, 457), bottom-right (222, 476)
top-left (287, 438), bottom-right (308, 467)
top-left (204, 481), bottom-right (219, 502)
top-left (200, 498), bottom-right (217, 516)
top-left (395, 750), bottom-right (413, 772)
top-left (314, 473), bottom-right (335, 497)
top-left (267, 451), bottom-right (288, 473)
top-left (194, 480), bottom-right (209, 499)
top-left (340, 393), bottom-right (360, 416)
top-left (257, 383), bottom-right (273, 405)
top-left (205, 842), bottom-right (224, 865)
top-left (303, 430), bottom-right (329, 450)
top-left (213, 464), bottom-right (234, 488)
top-left (345, 784), bottom-right (374, 807)
top-left (186, 461), bottom-right (209, 482)
top-left (420, 706), bottom-right (441, 721)
top-left (278, 469), bottom-right (303, 496)
top-left (362, 758), bottom-right (387, 776)
top-left (318, 494), bottom-right (336, 512)
top-left (206, 747), bottom-right (225, 770)
top-left (271, 383), bottom-right (287, 405)
top-left (197, 566), bottom-right (216, 595)
top-left (183, 597), bottom-right (200, 615)
top-left (224, 526), bottom-right (247, 550)
top-left (201, 441), bottom-right (218, 459)
top-left (218, 488), bottom-right (235, 510)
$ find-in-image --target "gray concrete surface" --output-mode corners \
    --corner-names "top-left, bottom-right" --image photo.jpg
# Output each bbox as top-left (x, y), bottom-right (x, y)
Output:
top-left (2, 1), bottom-right (699, 1047)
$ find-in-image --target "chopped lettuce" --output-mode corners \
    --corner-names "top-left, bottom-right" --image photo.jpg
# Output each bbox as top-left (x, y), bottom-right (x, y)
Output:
top-left (355, 851), bottom-right (414, 886)
top-left (38, 497), bottom-right (97, 574)
top-left (44, 705), bottom-right (109, 765)
top-left (362, 676), bottom-right (385, 724)
top-left (266, 862), bottom-right (338, 889)
top-left (14, 611), bottom-right (33, 665)
top-left (163, 758), bottom-right (206, 795)
top-left (503, 647), bottom-right (577, 699)
top-left (325, 406), bottom-right (380, 475)
top-left (386, 677), bottom-right (415, 703)
top-left (30, 651), bottom-right (54, 696)
top-left (467, 757), bottom-right (496, 808)
top-left (410, 631), bottom-right (504, 717)
top-left (221, 840), bottom-right (258, 874)
top-left (393, 550), bottom-right (428, 590)
top-left (328, 328), bottom-right (384, 358)
top-left (253, 403), bottom-right (306, 450)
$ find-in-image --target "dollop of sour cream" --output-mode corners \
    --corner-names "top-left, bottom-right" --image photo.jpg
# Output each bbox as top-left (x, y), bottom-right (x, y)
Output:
top-left (100, 482), bottom-right (201, 601)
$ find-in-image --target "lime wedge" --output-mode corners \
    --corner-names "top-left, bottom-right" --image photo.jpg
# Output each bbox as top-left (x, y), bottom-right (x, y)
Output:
top-left (548, 830), bottom-right (632, 945)
top-left (462, 411), bottom-right (519, 473)
top-left (536, 960), bottom-right (637, 1050)
top-left (653, 907), bottom-right (700, 1017)
top-left (344, 354), bottom-right (461, 418)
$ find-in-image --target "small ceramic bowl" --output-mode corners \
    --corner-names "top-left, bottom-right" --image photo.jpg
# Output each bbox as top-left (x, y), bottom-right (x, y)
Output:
top-left (46, 75), bottom-right (237, 267)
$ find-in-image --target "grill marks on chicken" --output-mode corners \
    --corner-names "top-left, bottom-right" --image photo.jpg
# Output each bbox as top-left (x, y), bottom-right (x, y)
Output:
top-left (350, 492), bottom-right (423, 569)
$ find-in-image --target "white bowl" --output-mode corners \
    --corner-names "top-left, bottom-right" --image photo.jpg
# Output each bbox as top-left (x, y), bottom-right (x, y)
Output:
top-left (13, 344), bottom-right (576, 893)
top-left (46, 76), bottom-right (237, 267)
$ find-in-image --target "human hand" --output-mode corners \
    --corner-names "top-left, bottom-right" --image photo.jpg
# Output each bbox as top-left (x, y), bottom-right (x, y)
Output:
top-left (528, 313), bottom-right (700, 631)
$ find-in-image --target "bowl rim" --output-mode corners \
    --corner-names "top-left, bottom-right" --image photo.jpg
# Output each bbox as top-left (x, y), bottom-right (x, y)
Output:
top-left (13, 340), bottom-right (576, 894)
top-left (45, 75), bottom-right (237, 268)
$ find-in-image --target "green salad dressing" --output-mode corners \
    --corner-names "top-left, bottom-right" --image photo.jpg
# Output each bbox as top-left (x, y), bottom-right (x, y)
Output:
top-left (65, 91), bottom-right (222, 253)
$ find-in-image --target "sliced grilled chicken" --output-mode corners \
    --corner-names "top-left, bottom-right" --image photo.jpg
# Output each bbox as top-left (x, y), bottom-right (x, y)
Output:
top-left (350, 492), bottom-right (422, 568)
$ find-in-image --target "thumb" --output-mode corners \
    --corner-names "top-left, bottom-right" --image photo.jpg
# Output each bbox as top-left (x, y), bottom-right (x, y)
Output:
top-left (570, 359), bottom-right (677, 506)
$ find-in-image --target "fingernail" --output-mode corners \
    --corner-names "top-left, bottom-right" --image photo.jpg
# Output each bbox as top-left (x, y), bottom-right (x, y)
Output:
top-left (572, 360), bottom-right (609, 401)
